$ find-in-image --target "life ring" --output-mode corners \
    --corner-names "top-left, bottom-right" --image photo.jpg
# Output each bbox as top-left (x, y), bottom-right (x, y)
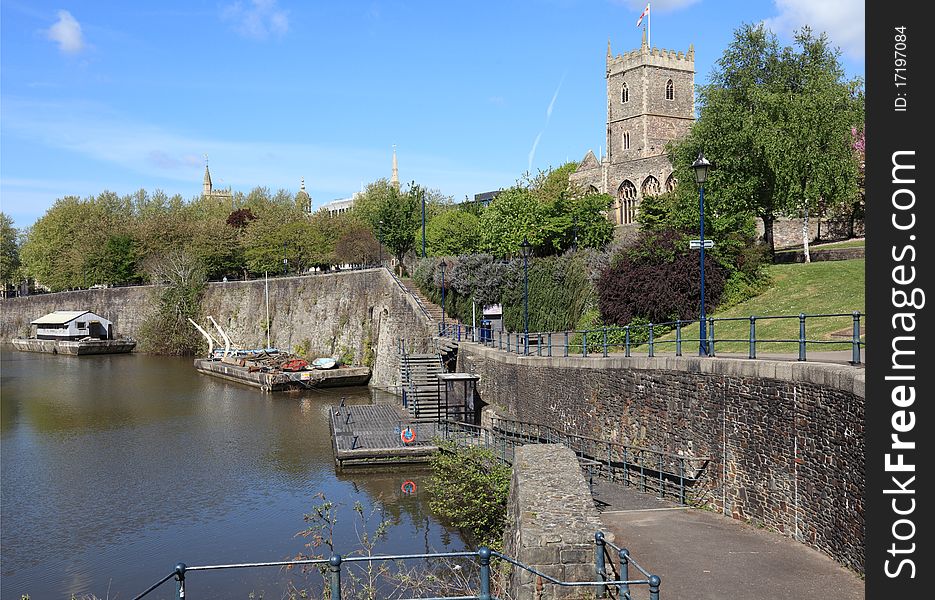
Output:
top-left (400, 426), bottom-right (416, 444)
top-left (401, 480), bottom-right (417, 495)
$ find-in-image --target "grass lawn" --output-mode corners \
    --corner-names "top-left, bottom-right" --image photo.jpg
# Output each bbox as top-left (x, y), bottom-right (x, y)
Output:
top-left (643, 258), bottom-right (866, 355)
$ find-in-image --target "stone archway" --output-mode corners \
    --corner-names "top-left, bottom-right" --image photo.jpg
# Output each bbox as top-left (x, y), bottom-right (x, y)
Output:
top-left (665, 173), bottom-right (677, 193)
top-left (617, 180), bottom-right (638, 225)
top-left (641, 175), bottom-right (661, 197)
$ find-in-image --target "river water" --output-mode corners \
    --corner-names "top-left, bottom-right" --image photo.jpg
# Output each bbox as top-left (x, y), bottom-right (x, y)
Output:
top-left (0, 346), bottom-right (465, 599)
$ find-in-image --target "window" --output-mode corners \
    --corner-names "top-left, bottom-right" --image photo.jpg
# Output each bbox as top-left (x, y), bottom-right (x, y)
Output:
top-left (622, 132), bottom-right (630, 150)
top-left (77, 322), bottom-right (87, 329)
top-left (665, 79), bottom-right (674, 101)
top-left (621, 83), bottom-right (629, 103)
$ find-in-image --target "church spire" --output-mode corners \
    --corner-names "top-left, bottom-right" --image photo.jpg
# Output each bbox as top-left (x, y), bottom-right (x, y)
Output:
top-left (391, 145), bottom-right (400, 190)
top-left (203, 154), bottom-right (212, 196)
top-left (607, 38), bottom-right (612, 60)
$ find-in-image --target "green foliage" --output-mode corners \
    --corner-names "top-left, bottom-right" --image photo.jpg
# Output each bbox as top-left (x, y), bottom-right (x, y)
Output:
top-left (420, 208), bottom-right (481, 256)
top-left (137, 249), bottom-right (206, 354)
top-left (500, 253), bottom-right (595, 333)
top-left (428, 441), bottom-right (511, 550)
top-left (0, 212), bottom-right (21, 291)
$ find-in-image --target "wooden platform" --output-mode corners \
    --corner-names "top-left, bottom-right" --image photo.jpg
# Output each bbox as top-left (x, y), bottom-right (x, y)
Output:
top-left (194, 358), bottom-right (371, 392)
top-left (329, 403), bottom-right (442, 467)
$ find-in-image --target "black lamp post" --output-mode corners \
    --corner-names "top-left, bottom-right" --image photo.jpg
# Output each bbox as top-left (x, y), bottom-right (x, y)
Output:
top-left (282, 241), bottom-right (288, 275)
top-left (692, 151), bottom-right (712, 356)
top-left (378, 220), bottom-right (384, 266)
top-left (439, 259), bottom-right (447, 334)
top-left (572, 213), bottom-right (579, 252)
top-left (520, 237), bottom-right (532, 355)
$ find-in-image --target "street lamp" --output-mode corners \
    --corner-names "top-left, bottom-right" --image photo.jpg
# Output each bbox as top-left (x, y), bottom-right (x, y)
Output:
top-left (520, 237), bottom-right (532, 355)
top-left (438, 259), bottom-right (448, 335)
top-left (282, 241), bottom-right (288, 275)
top-left (692, 151), bottom-right (712, 356)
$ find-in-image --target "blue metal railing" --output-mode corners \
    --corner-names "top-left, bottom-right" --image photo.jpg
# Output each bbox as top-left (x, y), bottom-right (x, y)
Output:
top-left (133, 533), bottom-right (660, 599)
top-left (438, 311), bottom-right (865, 364)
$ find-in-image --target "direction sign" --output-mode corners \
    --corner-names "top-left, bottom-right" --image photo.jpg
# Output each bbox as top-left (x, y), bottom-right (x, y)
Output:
top-left (689, 239), bottom-right (714, 250)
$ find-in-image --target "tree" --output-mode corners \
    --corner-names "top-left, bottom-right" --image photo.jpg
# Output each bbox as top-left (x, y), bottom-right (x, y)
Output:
top-left (667, 23), bottom-right (864, 254)
top-left (0, 213), bottom-right (21, 294)
top-left (335, 225), bottom-right (381, 265)
top-left (376, 184), bottom-right (420, 270)
top-left (420, 208), bottom-right (481, 256)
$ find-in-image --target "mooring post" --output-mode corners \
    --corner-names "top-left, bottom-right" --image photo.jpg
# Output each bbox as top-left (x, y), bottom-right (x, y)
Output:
top-left (174, 562), bottom-right (186, 600)
top-left (329, 554), bottom-right (343, 599)
top-left (594, 532), bottom-right (607, 598)
top-left (798, 313), bottom-right (807, 361)
top-left (478, 547), bottom-right (492, 600)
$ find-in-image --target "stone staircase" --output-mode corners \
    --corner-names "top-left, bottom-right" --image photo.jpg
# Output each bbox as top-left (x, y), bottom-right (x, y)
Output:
top-left (400, 351), bottom-right (446, 420)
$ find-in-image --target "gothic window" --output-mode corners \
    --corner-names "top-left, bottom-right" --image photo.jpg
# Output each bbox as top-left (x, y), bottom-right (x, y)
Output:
top-left (621, 83), bottom-right (629, 103)
top-left (665, 79), bottom-right (674, 101)
top-left (665, 173), bottom-right (677, 193)
top-left (622, 132), bottom-right (630, 150)
top-left (616, 180), bottom-right (638, 225)
top-left (642, 175), bottom-right (661, 197)
top-left (587, 185), bottom-right (599, 194)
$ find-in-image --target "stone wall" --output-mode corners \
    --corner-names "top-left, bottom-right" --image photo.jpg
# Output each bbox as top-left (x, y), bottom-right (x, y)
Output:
top-left (458, 344), bottom-right (865, 573)
top-left (758, 217), bottom-right (865, 249)
top-left (0, 269), bottom-right (436, 389)
top-left (502, 444), bottom-right (606, 598)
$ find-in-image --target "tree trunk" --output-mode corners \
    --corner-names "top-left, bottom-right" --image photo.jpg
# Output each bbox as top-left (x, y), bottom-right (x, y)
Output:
top-left (762, 214), bottom-right (776, 256)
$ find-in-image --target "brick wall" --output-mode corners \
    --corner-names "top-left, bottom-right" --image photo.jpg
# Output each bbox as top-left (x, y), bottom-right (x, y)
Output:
top-left (458, 345), bottom-right (865, 573)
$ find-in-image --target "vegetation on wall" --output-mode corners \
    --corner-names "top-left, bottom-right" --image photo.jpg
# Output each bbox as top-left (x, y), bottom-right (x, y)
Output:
top-left (137, 249), bottom-right (206, 355)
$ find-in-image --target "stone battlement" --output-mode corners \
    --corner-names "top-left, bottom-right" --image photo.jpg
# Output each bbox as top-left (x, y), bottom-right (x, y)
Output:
top-left (608, 43), bottom-right (695, 74)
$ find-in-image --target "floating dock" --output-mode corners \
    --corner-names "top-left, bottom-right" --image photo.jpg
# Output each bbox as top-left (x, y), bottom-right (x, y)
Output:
top-left (330, 403), bottom-right (443, 468)
top-left (11, 338), bottom-right (136, 355)
top-left (193, 358), bottom-right (371, 392)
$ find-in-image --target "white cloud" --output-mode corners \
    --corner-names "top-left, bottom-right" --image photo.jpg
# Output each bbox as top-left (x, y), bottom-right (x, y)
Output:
top-left (46, 10), bottom-right (85, 54)
top-left (221, 0), bottom-right (290, 40)
top-left (764, 0), bottom-right (864, 59)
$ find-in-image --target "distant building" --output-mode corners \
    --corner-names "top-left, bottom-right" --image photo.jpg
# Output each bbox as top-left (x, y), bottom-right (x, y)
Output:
top-left (472, 191), bottom-right (501, 207)
top-left (296, 177), bottom-right (312, 215)
top-left (321, 146), bottom-right (401, 216)
top-left (31, 311), bottom-right (115, 341)
top-left (569, 32), bottom-right (695, 225)
top-left (202, 159), bottom-right (233, 206)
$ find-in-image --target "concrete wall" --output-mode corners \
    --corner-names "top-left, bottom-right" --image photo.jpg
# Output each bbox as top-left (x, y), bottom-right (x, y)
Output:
top-left (458, 344), bottom-right (865, 573)
top-left (0, 269), bottom-right (436, 389)
top-left (502, 444), bottom-right (606, 598)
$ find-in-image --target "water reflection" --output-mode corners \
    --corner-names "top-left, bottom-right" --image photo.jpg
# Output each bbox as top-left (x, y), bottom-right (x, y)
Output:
top-left (0, 346), bottom-right (464, 599)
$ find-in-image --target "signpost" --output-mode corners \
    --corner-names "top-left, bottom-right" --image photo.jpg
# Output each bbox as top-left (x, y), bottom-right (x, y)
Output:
top-left (689, 239), bottom-right (714, 250)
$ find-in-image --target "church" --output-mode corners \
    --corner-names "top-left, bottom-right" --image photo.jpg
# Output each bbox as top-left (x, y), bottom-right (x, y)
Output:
top-left (569, 31), bottom-right (695, 226)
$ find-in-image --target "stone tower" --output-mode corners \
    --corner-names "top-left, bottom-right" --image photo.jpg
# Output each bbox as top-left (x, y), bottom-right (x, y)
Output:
top-left (201, 156), bottom-right (234, 205)
top-left (570, 31), bottom-right (695, 225)
top-left (296, 177), bottom-right (312, 215)
top-left (391, 145), bottom-right (400, 191)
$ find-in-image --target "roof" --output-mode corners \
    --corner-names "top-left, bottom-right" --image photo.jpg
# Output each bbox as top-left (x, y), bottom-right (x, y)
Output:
top-left (31, 310), bottom-right (91, 325)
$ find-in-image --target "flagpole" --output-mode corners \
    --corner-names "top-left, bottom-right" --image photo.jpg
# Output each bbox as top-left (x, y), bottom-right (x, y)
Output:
top-left (648, 3), bottom-right (651, 48)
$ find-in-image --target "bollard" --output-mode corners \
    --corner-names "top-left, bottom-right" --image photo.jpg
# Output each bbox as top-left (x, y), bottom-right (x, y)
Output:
top-left (329, 554), bottom-right (343, 599)
top-left (595, 532), bottom-right (608, 598)
top-left (675, 320), bottom-right (682, 356)
top-left (749, 317), bottom-right (757, 359)
top-left (649, 574), bottom-right (661, 600)
top-left (174, 563), bottom-right (186, 600)
top-left (619, 549), bottom-right (630, 599)
top-left (478, 547), bottom-right (492, 600)
top-left (798, 313), bottom-right (807, 361)
top-left (625, 326), bottom-right (631, 357)
top-left (648, 323), bottom-right (654, 358)
top-left (852, 311), bottom-right (862, 364)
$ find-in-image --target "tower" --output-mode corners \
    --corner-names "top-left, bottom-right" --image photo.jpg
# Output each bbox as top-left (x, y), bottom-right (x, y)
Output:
top-left (391, 145), bottom-right (400, 191)
top-left (200, 155), bottom-right (233, 206)
top-left (570, 34), bottom-right (695, 225)
top-left (296, 177), bottom-right (312, 215)
top-left (203, 158), bottom-right (213, 197)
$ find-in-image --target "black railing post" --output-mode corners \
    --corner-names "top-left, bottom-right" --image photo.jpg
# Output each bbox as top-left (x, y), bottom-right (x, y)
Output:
top-left (174, 563), bottom-right (186, 600)
top-left (648, 323), bottom-right (654, 358)
top-left (329, 554), bottom-right (343, 599)
top-left (537, 333), bottom-right (542, 356)
top-left (649, 574), bottom-right (661, 600)
top-left (749, 316), bottom-right (757, 359)
top-left (548, 332), bottom-right (552, 357)
top-left (478, 547), bottom-right (492, 600)
top-left (708, 317), bottom-right (715, 357)
top-left (564, 331), bottom-right (569, 357)
top-left (625, 326), bottom-right (631, 357)
top-left (619, 549), bottom-right (630, 599)
top-left (798, 313), bottom-right (807, 361)
top-left (583, 331), bottom-right (588, 357)
top-left (595, 532), bottom-right (608, 597)
top-left (603, 327), bottom-right (608, 357)
top-left (852, 311), bottom-right (862, 364)
top-left (675, 320), bottom-right (682, 356)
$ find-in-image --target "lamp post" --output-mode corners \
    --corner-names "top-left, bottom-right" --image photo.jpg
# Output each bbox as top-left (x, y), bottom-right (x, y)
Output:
top-left (572, 213), bottom-right (579, 252)
top-left (692, 151), bottom-right (712, 356)
top-left (282, 241), bottom-right (288, 276)
top-left (378, 220), bottom-right (384, 266)
top-left (439, 259), bottom-right (447, 335)
top-left (421, 188), bottom-right (427, 258)
top-left (520, 237), bottom-right (532, 355)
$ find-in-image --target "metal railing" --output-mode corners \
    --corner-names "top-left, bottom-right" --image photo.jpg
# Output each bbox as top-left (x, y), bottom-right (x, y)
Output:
top-left (133, 534), bottom-right (659, 600)
top-left (438, 311), bottom-right (865, 364)
top-left (438, 418), bottom-right (710, 506)
top-left (386, 267), bottom-right (434, 322)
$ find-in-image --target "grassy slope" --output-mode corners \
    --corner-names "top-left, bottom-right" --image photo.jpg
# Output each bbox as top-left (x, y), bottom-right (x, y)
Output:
top-left (650, 258), bottom-right (865, 354)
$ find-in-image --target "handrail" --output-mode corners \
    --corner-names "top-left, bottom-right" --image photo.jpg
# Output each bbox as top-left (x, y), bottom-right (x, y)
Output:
top-left (133, 534), bottom-right (660, 600)
top-left (438, 311), bottom-right (865, 365)
top-left (385, 266), bottom-right (434, 322)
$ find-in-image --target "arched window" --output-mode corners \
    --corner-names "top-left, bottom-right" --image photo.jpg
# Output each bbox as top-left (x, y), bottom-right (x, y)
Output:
top-left (642, 175), bottom-right (661, 197)
top-left (665, 173), bottom-right (677, 193)
top-left (621, 83), bottom-right (629, 103)
top-left (587, 185), bottom-right (599, 194)
top-left (616, 180), bottom-right (638, 225)
top-left (622, 132), bottom-right (630, 150)
top-left (665, 79), bottom-right (674, 101)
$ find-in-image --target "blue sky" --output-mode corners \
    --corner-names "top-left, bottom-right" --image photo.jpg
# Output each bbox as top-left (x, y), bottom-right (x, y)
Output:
top-left (1, 0), bottom-right (864, 230)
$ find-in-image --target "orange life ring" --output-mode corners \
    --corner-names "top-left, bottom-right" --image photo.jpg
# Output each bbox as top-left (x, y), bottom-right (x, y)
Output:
top-left (401, 426), bottom-right (416, 444)
top-left (401, 480), bottom-right (417, 494)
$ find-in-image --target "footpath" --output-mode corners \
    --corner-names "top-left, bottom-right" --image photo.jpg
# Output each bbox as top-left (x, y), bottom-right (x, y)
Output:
top-left (593, 483), bottom-right (864, 600)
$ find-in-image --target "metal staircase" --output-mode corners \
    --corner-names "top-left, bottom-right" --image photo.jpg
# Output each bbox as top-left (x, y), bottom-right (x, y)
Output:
top-left (398, 343), bottom-right (446, 420)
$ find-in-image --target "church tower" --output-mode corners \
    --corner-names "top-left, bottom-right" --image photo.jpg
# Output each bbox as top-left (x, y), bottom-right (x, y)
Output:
top-left (570, 33), bottom-right (695, 226)
top-left (391, 145), bottom-right (400, 191)
top-left (203, 162), bottom-right (213, 197)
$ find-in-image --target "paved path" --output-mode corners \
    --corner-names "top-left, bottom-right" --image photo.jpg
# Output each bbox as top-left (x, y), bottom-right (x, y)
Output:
top-left (594, 484), bottom-right (863, 600)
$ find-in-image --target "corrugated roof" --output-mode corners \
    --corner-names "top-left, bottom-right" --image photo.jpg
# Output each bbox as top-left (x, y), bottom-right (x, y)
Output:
top-left (31, 311), bottom-right (90, 325)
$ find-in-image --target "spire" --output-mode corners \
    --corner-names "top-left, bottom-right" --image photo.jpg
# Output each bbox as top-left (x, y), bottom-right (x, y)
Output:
top-left (300, 176), bottom-right (306, 192)
top-left (203, 154), bottom-right (212, 196)
top-left (607, 38), bottom-right (612, 60)
top-left (296, 176), bottom-right (312, 214)
top-left (391, 144), bottom-right (400, 190)
top-left (641, 28), bottom-right (647, 49)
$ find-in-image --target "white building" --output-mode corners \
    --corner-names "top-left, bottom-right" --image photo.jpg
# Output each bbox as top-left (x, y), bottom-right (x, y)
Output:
top-left (31, 311), bottom-right (115, 341)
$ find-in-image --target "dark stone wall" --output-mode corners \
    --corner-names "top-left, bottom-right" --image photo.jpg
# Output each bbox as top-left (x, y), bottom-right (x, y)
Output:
top-left (457, 345), bottom-right (865, 573)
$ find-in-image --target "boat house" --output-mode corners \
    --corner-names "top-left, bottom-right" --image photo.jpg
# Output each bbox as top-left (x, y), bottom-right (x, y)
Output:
top-left (31, 311), bottom-right (115, 341)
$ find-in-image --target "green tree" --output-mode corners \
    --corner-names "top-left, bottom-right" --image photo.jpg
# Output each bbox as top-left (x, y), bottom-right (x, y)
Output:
top-left (0, 213), bottom-right (21, 294)
top-left (478, 186), bottom-right (547, 257)
top-left (667, 23), bottom-right (863, 254)
top-left (420, 208), bottom-right (481, 256)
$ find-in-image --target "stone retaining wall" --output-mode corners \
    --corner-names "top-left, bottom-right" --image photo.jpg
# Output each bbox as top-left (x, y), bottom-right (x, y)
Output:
top-left (502, 444), bottom-right (606, 598)
top-left (459, 344), bottom-right (865, 573)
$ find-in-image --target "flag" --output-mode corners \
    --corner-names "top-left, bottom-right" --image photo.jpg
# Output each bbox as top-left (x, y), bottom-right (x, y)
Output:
top-left (636, 2), bottom-right (650, 27)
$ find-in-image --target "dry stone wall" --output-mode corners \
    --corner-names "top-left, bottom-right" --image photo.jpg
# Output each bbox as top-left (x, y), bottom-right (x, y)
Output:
top-left (458, 344), bottom-right (865, 574)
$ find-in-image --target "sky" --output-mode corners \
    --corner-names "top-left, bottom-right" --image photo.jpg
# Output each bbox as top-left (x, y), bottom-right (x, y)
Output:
top-left (0, 0), bottom-right (865, 230)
